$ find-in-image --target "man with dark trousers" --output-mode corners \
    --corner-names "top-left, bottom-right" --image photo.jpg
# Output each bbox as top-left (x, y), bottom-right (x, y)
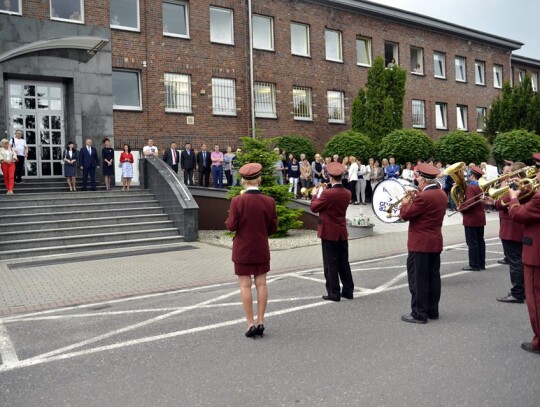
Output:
top-left (459, 165), bottom-right (486, 271)
top-left (180, 142), bottom-right (196, 185)
top-left (162, 142), bottom-right (180, 173)
top-left (508, 152), bottom-right (540, 355)
top-left (79, 138), bottom-right (100, 191)
top-left (310, 162), bottom-right (354, 301)
top-left (196, 143), bottom-right (211, 187)
top-left (399, 163), bottom-right (448, 324)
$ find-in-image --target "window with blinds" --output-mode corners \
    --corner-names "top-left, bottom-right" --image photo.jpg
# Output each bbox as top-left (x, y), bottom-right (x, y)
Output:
top-left (254, 82), bottom-right (276, 118)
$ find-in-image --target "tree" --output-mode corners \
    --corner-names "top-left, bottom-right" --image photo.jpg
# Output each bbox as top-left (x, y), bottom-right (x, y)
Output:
top-left (276, 135), bottom-right (316, 162)
top-left (378, 129), bottom-right (435, 164)
top-left (434, 131), bottom-right (490, 164)
top-left (351, 56), bottom-right (407, 143)
top-left (322, 131), bottom-right (374, 162)
top-left (492, 130), bottom-right (540, 166)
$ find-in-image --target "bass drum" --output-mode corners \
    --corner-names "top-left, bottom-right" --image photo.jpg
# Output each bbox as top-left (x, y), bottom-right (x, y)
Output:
top-left (371, 179), bottom-right (415, 223)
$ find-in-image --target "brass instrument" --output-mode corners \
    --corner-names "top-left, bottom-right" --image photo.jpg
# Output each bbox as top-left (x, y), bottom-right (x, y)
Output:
top-left (479, 166), bottom-right (536, 191)
top-left (385, 187), bottom-right (418, 218)
top-left (300, 183), bottom-right (327, 197)
top-left (488, 177), bottom-right (539, 206)
top-left (444, 162), bottom-right (467, 207)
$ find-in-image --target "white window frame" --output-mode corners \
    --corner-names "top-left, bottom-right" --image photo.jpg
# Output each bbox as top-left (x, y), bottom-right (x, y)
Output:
top-left (327, 91), bottom-right (345, 124)
top-left (475, 60), bottom-right (486, 85)
top-left (532, 72), bottom-right (538, 92)
top-left (163, 0), bottom-right (189, 39)
top-left (210, 6), bottom-right (234, 45)
top-left (493, 64), bottom-right (503, 88)
top-left (290, 23), bottom-right (310, 57)
top-left (518, 69), bottom-right (526, 84)
top-left (433, 52), bottom-right (446, 79)
top-left (435, 102), bottom-right (447, 130)
top-left (356, 36), bottom-right (372, 67)
top-left (252, 14), bottom-right (274, 51)
top-left (476, 107), bottom-right (487, 132)
top-left (412, 100), bottom-right (425, 128)
top-left (212, 78), bottom-right (236, 116)
top-left (457, 105), bottom-right (468, 131)
top-left (50, 0), bottom-right (84, 24)
top-left (325, 29), bottom-right (343, 63)
top-left (0, 0), bottom-right (22, 15)
top-left (455, 56), bottom-right (467, 82)
top-left (254, 82), bottom-right (277, 118)
top-left (384, 41), bottom-right (399, 67)
top-left (112, 70), bottom-right (142, 111)
top-left (293, 86), bottom-right (313, 121)
top-left (110, 0), bottom-right (140, 32)
top-left (410, 46), bottom-right (423, 75)
top-left (164, 73), bottom-right (192, 113)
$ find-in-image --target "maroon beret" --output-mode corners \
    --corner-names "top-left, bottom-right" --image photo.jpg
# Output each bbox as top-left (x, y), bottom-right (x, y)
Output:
top-left (327, 162), bottom-right (344, 177)
top-left (239, 163), bottom-right (262, 180)
top-left (415, 162), bottom-right (439, 179)
top-left (469, 165), bottom-right (484, 177)
top-left (533, 152), bottom-right (540, 168)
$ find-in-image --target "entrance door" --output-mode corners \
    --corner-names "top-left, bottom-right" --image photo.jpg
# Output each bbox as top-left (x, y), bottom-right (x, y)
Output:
top-left (7, 81), bottom-right (65, 177)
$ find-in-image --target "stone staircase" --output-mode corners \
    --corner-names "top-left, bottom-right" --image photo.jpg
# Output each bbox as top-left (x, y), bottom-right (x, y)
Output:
top-left (0, 177), bottom-right (107, 194)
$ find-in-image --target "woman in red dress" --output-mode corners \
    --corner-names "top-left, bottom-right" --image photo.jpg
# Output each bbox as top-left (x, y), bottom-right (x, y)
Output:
top-left (226, 163), bottom-right (278, 338)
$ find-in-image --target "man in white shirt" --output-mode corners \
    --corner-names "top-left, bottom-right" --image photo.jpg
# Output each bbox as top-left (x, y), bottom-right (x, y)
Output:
top-left (143, 139), bottom-right (159, 157)
top-left (9, 129), bottom-right (28, 183)
top-left (356, 159), bottom-right (367, 205)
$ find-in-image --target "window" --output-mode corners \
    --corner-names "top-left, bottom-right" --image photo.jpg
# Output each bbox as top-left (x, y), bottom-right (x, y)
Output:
top-left (435, 102), bottom-right (447, 129)
top-left (455, 56), bottom-right (467, 82)
top-left (252, 15), bottom-right (273, 51)
top-left (291, 23), bottom-right (310, 57)
top-left (212, 78), bottom-right (236, 116)
top-left (384, 41), bottom-right (398, 67)
top-left (163, 1), bottom-right (189, 38)
top-left (50, 0), bottom-right (84, 23)
top-left (433, 52), bottom-right (446, 78)
top-left (164, 73), bottom-right (191, 113)
top-left (457, 105), bottom-right (468, 130)
top-left (0, 0), bottom-right (21, 15)
top-left (327, 91), bottom-right (344, 123)
top-left (410, 47), bottom-right (423, 74)
top-left (532, 72), bottom-right (538, 92)
top-left (112, 70), bottom-right (141, 110)
top-left (110, 0), bottom-right (139, 31)
top-left (293, 86), bottom-right (312, 120)
top-left (493, 64), bottom-right (503, 88)
top-left (210, 7), bottom-right (233, 45)
top-left (476, 107), bottom-right (487, 132)
top-left (518, 69), bottom-right (526, 84)
top-left (356, 36), bottom-right (372, 66)
top-left (325, 30), bottom-right (342, 62)
top-left (254, 82), bottom-right (276, 118)
top-left (475, 60), bottom-right (485, 85)
top-left (412, 100), bottom-right (425, 128)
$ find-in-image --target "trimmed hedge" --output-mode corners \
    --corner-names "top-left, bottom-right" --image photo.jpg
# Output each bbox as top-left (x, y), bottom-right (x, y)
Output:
top-left (276, 135), bottom-right (317, 162)
top-left (378, 129), bottom-right (434, 164)
top-left (434, 131), bottom-right (490, 164)
top-left (492, 130), bottom-right (540, 166)
top-left (322, 131), bottom-right (374, 162)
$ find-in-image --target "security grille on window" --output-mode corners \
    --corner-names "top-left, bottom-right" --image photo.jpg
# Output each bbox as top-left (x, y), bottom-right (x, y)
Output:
top-left (290, 23), bottom-right (310, 56)
top-left (327, 91), bottom-right (344, 123)
top-left (455, 56), bottom-right (466, 82)
top-left (357, 37), bottom-right (372, 66)
top-left (163, 1), bottom-right (189, 37)
top-left (410, 47), bottom-right (423, 73)
top-left (254, 82), bottom-right (276, 118)
top-left (518, 70), bottom-right (526, 84)
top-left (253, 15), bottom-right (273, 51)
top-left (412, 100), bottom-right (425, 128)
top-left (51, 0), bottom-right (84, 22)
top-left (0, 0), bottom-right (21, 15)
top-left (112, 70), bottom-right (142, 110)
top-left (476, 107), bottom-right (487, 131)
top-left (493, 65), bottom-right (503, 88)
top-left (532, 73), bottom-right (538, 92)
top-left (110, 0), bottom-right (139, 30)
top-left (164, 73), bottom-right (191, 113)
top-left (210, 7), bottom-right (234, 44)
top-left (435, 103), bottom-right (447, 129)
top-left (475, 60), bottom-right (485, 85)
top-left (212, 78), bottom-right (236, 116)
top-left (325, 30), bottom-right (342, 62)
top-left (293, 87), bottom-right (312, 120)
top-left (457, 105), bottom-right (468, 130)
top-left (434, 52), bottom-right (446, 78)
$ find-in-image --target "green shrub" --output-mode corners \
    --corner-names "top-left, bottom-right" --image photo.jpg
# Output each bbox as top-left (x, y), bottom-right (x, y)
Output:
top-left (322, 130), bottom-right (374, 162)
top-left (276, 135), bottom-right (316, 162)
top-left (434, 131), bottom-right (490, 164)
top-left (492, 129), bottom-right (540, 166)
top-left (378, 129), bottom-right (434, 164)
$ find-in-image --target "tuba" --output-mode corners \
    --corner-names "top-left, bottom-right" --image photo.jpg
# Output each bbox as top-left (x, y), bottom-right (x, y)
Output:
top-left (444, 162), bottom-right (467, 207)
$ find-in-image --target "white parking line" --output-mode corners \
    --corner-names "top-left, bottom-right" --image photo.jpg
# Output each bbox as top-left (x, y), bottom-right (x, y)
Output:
top-left (0, 322), bottom-right (18, 367)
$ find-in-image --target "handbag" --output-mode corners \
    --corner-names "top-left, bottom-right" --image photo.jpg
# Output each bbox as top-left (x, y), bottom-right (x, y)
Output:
top-left (118, 161), bottom-right (123, 168)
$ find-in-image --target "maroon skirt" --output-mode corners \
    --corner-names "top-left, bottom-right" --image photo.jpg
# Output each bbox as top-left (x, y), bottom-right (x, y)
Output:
top-left (234, 261), bottom-right (270, 276)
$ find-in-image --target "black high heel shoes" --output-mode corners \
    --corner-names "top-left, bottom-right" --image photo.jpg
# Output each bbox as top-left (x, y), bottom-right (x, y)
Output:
top-left (245, 325), bottom-right (257, 339)
top-left (255, 324), bottom-right (265, 338)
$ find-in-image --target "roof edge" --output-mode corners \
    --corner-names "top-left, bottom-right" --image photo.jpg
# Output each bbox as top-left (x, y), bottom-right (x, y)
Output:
top-left (511, 54), bottom-right (540, 68)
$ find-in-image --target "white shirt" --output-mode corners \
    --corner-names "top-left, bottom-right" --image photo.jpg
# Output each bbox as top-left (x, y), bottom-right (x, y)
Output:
top-left (9, 137), bottom-right (26, 156)
top-left (358, 164), bottom-right (366, 178)
top-left (143, 145), bottom-right (158, 156)
top-left (348, 162), bottom-right (359, 181)
top-left (402, 169), bottom-right (415, 182)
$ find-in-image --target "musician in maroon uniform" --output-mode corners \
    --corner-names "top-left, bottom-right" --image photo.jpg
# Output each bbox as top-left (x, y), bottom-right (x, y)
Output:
top-left (459, 165), bottom-right (486, 271)
top-left (310, 162), bottom-right (355, 301)
top-left (508, 152), bottom-right (540, 355)
top-left (226, 163), bottom-right (278, 338)
top-left (399, 163), bottom-right (448, 323)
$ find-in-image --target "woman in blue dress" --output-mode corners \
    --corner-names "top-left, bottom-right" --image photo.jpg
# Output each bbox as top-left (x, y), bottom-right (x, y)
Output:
top-left (102, 138), bottom-right (115, 190)
top-left (63, 141), bottom-right (78, 191)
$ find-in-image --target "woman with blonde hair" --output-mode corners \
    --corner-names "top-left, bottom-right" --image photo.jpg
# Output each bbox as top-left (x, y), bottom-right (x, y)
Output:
top-left (0, 138), bottom-right (17, 194)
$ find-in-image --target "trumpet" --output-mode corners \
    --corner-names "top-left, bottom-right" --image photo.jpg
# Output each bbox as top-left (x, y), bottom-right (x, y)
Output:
top-left (479, 166), bottom-right (537, 191)
top-left (300, 183), bottom-right (327, 197)
top-left (488, 177), bottom-right (539, 206)
top-left (385, 187), bottom-right (418, 217)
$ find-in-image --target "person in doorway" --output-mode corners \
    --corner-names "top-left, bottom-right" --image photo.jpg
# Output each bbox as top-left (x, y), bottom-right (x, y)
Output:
top-left (120, 144), bottom-right (134, 191)
top-left (180, 142), bottom-right (196, 185)
top-left (197, 143), bottom-right (211, 187)
top-left (79, 138), bottom-right (99, 191)
top-left (63, 141), bottom-right (78, 191)
top-left (0, 138), bottom-right (17, 194)
top-left (9, 130), bottom-right (27, 184)
top-left (163, 141), bottom-right (180, 173)
top-left (102, 138), bottom-right (114, 191)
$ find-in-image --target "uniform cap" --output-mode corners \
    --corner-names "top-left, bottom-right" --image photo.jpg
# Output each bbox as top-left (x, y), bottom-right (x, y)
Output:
top-left (469, 165), bottom-right (484, 177)
top-left (327, 162), bottom-right (344, 177)
top-left (415, 162), bottom-right (439, 179)
top-left (239, 163), bottom-right (262, 180)
top-left (533, 153), bottom-right (540, 168)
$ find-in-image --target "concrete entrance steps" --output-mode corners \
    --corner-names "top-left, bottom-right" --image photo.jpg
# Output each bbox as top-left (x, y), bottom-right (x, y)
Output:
top-left (0, 177), bottom-right (109, 194)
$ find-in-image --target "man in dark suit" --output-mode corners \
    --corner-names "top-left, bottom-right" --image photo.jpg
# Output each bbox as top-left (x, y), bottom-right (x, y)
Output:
top-left (508, 152), bottom-right (540, 355)
top-left (196, 143), bottom-right (211, 187)
top-left (180, 142), bottom-right (196, 185)
top-left (399, 163), bottom-right (448, 323)
top-left (310, 162), bottom-right (354, 301)
top-left (162, 142), bottom-right (180, 173)
top-left (79, 138), bottom-right (100, 191)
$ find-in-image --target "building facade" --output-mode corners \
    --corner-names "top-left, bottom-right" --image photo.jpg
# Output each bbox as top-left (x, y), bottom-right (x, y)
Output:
top-left (0, 0), bottom-right (533, 179)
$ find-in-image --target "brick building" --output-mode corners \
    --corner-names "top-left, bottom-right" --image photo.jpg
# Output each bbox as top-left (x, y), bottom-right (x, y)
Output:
top-left (0, 0), bottom-right (534, 179)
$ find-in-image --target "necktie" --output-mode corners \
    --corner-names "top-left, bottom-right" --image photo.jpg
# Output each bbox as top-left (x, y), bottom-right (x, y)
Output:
top-left (203, 152), bottom-right (206, 166)
top-left (88, 147), bottom-right (91, 155)
top-left (172, 149), bottom-right (176, 165)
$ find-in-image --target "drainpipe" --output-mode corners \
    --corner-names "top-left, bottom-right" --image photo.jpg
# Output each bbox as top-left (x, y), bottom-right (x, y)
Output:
top-left (248, 0), bottom-right (256, 138)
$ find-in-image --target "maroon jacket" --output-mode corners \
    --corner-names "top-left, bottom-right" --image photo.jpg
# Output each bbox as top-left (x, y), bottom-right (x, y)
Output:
top-left (400, 184), bottom-right (447, 253)
top-left (226, 190), bottom-right (278, 264)
top-left (509, 192), bottom-right (540, 267)
top-left (460, 183), bottom-right (486, 227)
top-left (496, 194), bottom-right (525, 242)
top-left (310, 184), bottom-right (351, 241)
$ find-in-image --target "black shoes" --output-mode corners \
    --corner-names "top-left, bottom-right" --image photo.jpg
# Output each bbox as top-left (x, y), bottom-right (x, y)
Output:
top-left (498, 259), bottom-right (508, 265)
top-left (256, 324), bottom-right (265, 338)
top-left (322, 295), bottom-right (340, 302)
top-left (521, 342), bottom-right (540, 355)
top-left (497, 294), bottom-right (525, 304)
top-left (341, 293), bottom-right (354, 300)
top-left (245, 324), bottom-right (265, 339)
top-left (401, 314), bottom-right (427, 324)
top-left (462, 266), bottom-right (481, 271)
